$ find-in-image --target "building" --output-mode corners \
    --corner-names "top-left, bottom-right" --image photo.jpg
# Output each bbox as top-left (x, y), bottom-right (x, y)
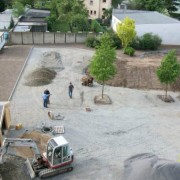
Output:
top-left (84, 0), bottom-right (112, 19)
top-left (112, 8), bottom-right (180, 45)
top-left (0, 9), bottom-right (13, 30)
top-left (13, 9), bottom-right (50, 32)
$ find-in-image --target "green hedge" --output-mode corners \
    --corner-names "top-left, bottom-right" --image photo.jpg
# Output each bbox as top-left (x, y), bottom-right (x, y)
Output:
top-left (131, 33), bottom-right (162, 51)
top-left (85, 36), bottom-right (100, 48)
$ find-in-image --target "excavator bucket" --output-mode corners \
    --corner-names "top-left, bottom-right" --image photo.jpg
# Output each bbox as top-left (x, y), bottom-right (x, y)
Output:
top-left (24, 158), bottom-right (35, 179)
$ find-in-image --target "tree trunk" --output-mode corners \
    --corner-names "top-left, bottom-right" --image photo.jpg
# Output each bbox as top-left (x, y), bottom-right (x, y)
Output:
top-left (165, 84), bottom-right (168, 98)
top-left (102, 80), bottom-right (104, 99)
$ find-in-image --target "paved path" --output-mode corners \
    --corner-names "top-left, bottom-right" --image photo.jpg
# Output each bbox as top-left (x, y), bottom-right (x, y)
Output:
top-left (0, 45), bottom-right (31, 101)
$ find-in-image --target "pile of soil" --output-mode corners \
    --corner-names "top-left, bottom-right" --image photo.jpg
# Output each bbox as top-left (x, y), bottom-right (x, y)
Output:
top-left (24, 67), bottom-right (56, 86)
top-left (94, 95), bottom-right (112, 104)
top-left (41, 51), bottom-right (64, 72)
top-left (15, 131), bottom-right (52, 158)
top-left (0, 154), bottom-right (28, 180)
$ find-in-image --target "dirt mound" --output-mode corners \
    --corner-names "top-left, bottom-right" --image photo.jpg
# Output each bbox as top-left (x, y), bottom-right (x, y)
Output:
top-left (41, 51), bottom-right (64, 72)
top-left (15, 131), bottom-right (52, 158)
top-left (94, 95), bottom-right (112, 104)
top-left (24, 67), bottom-right (56, 86)
top-left (0, 154), bottom-right (28, 180)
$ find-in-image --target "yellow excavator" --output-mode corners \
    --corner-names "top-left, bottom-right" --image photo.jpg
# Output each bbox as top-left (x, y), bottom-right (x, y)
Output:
top-left (0, 136), bottom-right (74, 179)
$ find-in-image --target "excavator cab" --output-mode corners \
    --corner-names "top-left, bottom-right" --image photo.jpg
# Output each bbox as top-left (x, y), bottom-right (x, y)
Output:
top-left (45, 136), bottom-right (73, 168)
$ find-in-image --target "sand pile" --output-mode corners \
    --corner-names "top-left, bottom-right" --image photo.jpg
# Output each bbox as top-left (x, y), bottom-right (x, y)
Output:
top-left (41, 51), bottom-right (64, 72)
top-left (24, 67), bottom-right (56, 86)
top-left (15, 131), bottom-right (52, 158)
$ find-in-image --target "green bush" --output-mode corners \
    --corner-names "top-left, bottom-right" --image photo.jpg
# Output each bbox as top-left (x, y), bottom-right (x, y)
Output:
top-left (105, 30), bottom-right (122, 49)
top-left (90, 20), bottom-right (103, 33)
top-left (130, 36), bottom-right (141, 49)
top-left (123, 47), bottom-right (135, 56)
top-left (139, 33), bottom-right (162, 50)
top-left (131, 33), bottom-right (162, 50)
top-left (85, 36), bottom-right (100, 48)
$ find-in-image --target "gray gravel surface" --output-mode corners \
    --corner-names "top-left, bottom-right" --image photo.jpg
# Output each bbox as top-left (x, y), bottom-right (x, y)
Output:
top-left (9, 47), bottom-right (180, 180)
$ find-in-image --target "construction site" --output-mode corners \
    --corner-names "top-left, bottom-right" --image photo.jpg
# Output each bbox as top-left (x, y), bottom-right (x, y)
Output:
top-left (1, 45), bottom-right (180, 180)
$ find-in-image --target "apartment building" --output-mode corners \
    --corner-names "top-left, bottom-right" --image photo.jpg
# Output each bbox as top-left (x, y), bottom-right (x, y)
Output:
top-left (84, 0), bottom-right (112, 19)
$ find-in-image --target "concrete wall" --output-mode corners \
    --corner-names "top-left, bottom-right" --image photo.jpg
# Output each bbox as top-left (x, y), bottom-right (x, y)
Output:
top-left (9, 32), bottom-right (98, 45)
top-left (112, 15), bottom-right (180, 45)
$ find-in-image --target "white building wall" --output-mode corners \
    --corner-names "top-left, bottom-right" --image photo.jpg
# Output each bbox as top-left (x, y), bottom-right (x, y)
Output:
top-left (112, 15), bottom-right (180, 45)
top-left (84, 0), bottom-right (112, 19)
top-left (135, 24), bottom-right (180, 45)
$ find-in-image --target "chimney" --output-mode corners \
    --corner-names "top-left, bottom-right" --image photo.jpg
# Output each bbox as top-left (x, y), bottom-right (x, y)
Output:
top-left (120, 3), bottom-right (127, 13)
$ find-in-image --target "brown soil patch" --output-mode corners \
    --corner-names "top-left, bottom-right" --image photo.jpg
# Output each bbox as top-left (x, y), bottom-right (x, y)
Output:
top-left (24, 67), bottom-right (56, 86)
top-left (0, 154), bottom-right (28, 180)
top-left (94, 94), bottom-right (112, 104)
top-left (15, 131), bottom-right (52, 158)
top-left (105, 50), bottom-right (180, 91)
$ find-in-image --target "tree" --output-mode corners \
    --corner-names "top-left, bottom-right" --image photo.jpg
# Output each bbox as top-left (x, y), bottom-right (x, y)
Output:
top-left (47, 0), bottom-right (88, 32)
top-left (129, 0), bottom-right (180, 13)
top-left (0, 0), bottom-right (5, 12)
top-left (9, 17), bottom-right (14, 29)
top-left (103, 8), bottom-right (113, 19)
top-left (90, 20), bottom-right (103, 33)
top-left (89, 33), bottom-right (116, 98)
top-left (112, 0), bottom-right (123, 8)
top-left (116, 17), bottom-right (136, 48)
top-left (157, 50), bottom-right (180, 98)
top-left (12, 1), bottom-right (25, 17)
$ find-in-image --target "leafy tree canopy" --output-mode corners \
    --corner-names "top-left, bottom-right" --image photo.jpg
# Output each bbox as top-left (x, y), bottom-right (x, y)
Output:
top-left (0, 0), bottom-right (6, 12)
top-left (112, 0), bottom-right (123, 8)
top-left (129, 0), bottom-right (180, 13)
top-left (47, 0), bottom-right (88, 32)
top-left (116, 17), bottom-right (136, 48)
top-left (12, 1), bottom-right (25, 17)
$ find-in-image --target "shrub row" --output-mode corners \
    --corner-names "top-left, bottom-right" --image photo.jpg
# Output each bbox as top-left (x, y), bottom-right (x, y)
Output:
top-left (131, 33), bottom-right (162, 51)
top-left (85, 32), bottom-right (162, 52)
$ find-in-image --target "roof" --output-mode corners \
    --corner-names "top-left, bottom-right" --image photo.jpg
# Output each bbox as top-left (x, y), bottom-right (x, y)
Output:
top-left (0, 13), bottom-right (12, 29)
top-left (18, 9), bottom-right (50, 24)
top-left (113, 10), bottom-right (180, 24)
top-left (13, 25), bottom-right (31, 32)
top-left (25, 9), bottom-right (50, 18)
top-left (53, 136), bottom-right (68, 146)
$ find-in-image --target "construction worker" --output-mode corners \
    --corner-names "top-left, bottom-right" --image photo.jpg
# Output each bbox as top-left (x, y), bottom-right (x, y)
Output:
top-left (68, 82), bottom-right (74, 99)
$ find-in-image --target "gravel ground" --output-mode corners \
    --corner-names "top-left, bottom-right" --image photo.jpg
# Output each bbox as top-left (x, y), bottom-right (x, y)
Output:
top-left (7, 46), bottom-right (180, 180)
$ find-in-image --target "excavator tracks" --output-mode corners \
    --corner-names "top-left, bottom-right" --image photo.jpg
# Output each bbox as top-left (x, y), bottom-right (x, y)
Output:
top-left (39, 165), bottom-right (73, 179)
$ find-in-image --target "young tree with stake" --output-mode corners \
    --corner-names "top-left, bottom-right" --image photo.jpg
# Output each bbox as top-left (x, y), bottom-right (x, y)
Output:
top-left (157, 50), bottom-right (180, 99)
top-left (89, 33), bottom-right (116, 99)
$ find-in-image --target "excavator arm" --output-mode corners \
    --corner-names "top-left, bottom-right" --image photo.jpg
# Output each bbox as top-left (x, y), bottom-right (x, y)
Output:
top-left (0, 138), bottom-right (41, 164)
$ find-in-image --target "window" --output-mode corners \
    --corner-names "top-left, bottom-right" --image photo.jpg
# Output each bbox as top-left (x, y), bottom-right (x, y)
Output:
top-left (90, 10), bottom-right (93, 14)
top-left (94, 11), bottom-right (96, 15)
top-left (103, 0), bottom-right (106, 2)
top-left (102, 8), bottom-right (106, 11)
top-left (90, 0), bottom-right (93, 5)
top-left (53, 147), bottom-right (62, 165)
